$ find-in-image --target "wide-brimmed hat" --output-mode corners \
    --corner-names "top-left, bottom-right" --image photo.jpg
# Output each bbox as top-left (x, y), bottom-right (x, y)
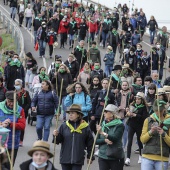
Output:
top-left (122, 64), bottom-right (129, 69)
top-left (107, 45), bottom-right (112, 51)
top-left (104, 104), bottom-right (121, 119)
top-left (157, 88), bottom-right (165, 95)
top-left (112, 65), bottom-right (122, 71)
top-left (135, 92), bottom-right (145, 99)
top-left (66, 104), bottom-right (83, 116)
top-left (28, 141), bottom-right (53, 158)
top-left (163, 86), bottom-right (170, 93)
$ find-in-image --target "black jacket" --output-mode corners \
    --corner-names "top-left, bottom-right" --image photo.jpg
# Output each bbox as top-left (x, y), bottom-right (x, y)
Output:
top-left (20, 159), bottom-right (57, 170)
top-left (92, 90), bottom-right (115, 118)
top-left (147, 20), bottom-right (158, 31)
top-left (123, 23), bottom-right (134, 33)
top-left (107, 31), bottom-right (119, 46)
top-left (68, 22), bottom-right (78, 35)
top-left (47, 18), bottom-right (60, 33)
top-left (53, 120), bottom-right (94, 165)
top-left (64, 60), bottom-right (79, 80)
top-left (33, 17), bottom-right (42, 31)
top-left (88, 69), bottom-right (106, 83)
top-left (10, 0), bottom-right (17, 7)
top-left (79, 22), bottom-right (88, 35)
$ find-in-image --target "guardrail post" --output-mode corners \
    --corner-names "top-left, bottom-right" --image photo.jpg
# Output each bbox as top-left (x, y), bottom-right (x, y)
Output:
top-left (17, 36), bottom-right (20, 54)
top-left (3, 15), bottom-right (5, 28)
top-left (0, 11), bottom-right (1, 22)
top-left (11, 25), bottom-right (14, 38)
top-left (7, 20), bottom-right (10, 33)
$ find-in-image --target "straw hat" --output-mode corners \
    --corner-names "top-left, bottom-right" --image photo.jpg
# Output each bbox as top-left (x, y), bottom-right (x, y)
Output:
top-left (104, 104), bottom-right (121, 119)
top-left (163, 86), bottom-right (170, 93)
top-left (157, 88), bottom-right (165, 95)
top-left (107, 46), bottom-right (112, 51)
top-left (28, 141), bottom-right (53, 158)
top-left (66, 104), bottom-right (83, 116)
top-left (135, 92), bottom-right (145, 99)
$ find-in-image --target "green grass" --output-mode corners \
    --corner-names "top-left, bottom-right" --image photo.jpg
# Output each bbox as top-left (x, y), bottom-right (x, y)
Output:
top-left (0, 33), bottom-right (17, 51)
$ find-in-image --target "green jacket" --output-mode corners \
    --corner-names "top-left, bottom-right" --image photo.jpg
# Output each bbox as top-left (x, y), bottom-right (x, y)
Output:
top-left (96, 123), bottom-right (125, 160)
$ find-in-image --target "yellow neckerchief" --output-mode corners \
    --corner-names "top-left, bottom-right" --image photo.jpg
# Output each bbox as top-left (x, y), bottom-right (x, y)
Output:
top-left (66, 120), bottom-right (88, 133)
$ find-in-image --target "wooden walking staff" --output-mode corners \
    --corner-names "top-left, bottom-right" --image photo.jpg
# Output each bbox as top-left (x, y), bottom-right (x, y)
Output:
top-left (53, 78), bottom-right (63, 164)
top-left (10, 91), bottom-right (17, 170)
top-left (164, 39), bottom-right (168, 79)
top-left (158, 39), bottom-right (161, 78)
top-left (87, 74), bottom-right (113, 170)
top-left (150, 49), bottom-right (153, 74)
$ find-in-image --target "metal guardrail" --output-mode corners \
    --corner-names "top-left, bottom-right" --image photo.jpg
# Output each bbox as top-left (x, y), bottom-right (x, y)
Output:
top-left (0, 10), bottom-right (24, 58)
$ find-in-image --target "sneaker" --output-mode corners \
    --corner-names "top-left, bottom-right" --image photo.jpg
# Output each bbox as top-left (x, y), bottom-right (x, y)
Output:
top-left (125, 158), bottom-right (130, 166)
top-left (94, 149), bottom-right (99, 156)
top-left (95, 145), bottom-right (99, 148)
top-left (138, 155), bottom-right (142, 164)
top-left (99, 42), bottom-right (102, 46)
top-left (29, 28), bottom-right (31, 31)
top-left (19, 141), bottom-right (23, 147)
top-left (134, 148), bottom-right (140, 154)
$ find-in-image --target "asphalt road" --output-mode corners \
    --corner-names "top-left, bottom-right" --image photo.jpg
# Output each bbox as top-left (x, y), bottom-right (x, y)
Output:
top-left (0, 2), bottom-right (170, 170)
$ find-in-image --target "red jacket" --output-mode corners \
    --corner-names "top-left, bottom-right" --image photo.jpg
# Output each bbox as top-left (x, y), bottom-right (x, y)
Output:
top-left (87, 21), bottom-right (98, 33)
top-left (58, 20), bottom-right (69, 34)
top-left (75, 17), bottom-right (81, 28)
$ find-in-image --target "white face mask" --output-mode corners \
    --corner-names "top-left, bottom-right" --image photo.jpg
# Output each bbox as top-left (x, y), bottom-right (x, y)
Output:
top-left (130, 52), bottom-right (134, 55)
top-left (32, 162), bottom-right (47, 169)
top-left (14, 58), bottom-right (18, 63)
top-left (42, 25), bottom-right (46, 28)
top-left (14, 85), bottom-right (21, 91)
top-left (137, 47), bottom-right (141, 51)
top-left (156, 45), bottom-right (160, 49)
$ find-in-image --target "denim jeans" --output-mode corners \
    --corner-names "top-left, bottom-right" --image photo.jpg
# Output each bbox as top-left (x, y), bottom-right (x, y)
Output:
top-left (102, 31), bottom-right (108, 48)
top-left (122, 119), bottom-right (129, 149)
top-left (105, 65), bottom-right (113, 77)
top-left (36, 115), bottom-right (53, 141)
top-left (25, 69), bottom-right (35, 89)
top-left (149, 30), bottom-right (155, 44)
top-left (25, 17), bottom-right (32, 29)
top-left (39, 40), bottom-right (46, 57)
top-left (10, 7), bottom-right (16, 19)
top-left (89, 32), bottom-right (95, 42)
top-left (34, 31), bottom-right (37, 45)
top-left (141, 157), bottom-right (168, 170)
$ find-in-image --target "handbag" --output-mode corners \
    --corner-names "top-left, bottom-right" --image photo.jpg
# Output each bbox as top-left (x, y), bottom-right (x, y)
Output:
top-left (34, 42), bottom-right (39, 51)
top-left (106, 126), bottom-right (124, 159)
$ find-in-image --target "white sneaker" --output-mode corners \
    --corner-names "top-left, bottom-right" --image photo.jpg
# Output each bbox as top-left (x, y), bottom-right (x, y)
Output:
top-left (95, 145), bottom-right (99, 148)
top-left (138, 155), bottom-right (142, 164)
top-left (125, 158), bottom-right (130, 166)
top-left (100, 42), bottom-right (102, 46)
top-left (94, 149), bottom-right (99, 156)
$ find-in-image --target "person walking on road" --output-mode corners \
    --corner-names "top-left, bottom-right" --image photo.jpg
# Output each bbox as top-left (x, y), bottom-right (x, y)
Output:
top-left (17, 0), bottom-right (25, 27)
top-left (31, 80), bottom-right (58, 141)
top-left (53, 104), bottom-right (94, 170)
top-left (10, 0), bottom-right (18, 21)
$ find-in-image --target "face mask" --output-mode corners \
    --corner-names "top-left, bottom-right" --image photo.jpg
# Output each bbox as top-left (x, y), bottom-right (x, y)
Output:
top-left (94, 66), bottom-right (100, 70)
top-left (59, 69), bottom-right (65, 73)
top-left (137, 48), bottom-right (141, 51)
top-left (156, 45), bottom-right (161, 49)
top-left (130, 52), bottom-right (134, 55)
top-left (32, 162), bottom-right (47, 169)
top-left (50, 30), bottom-right (53, 33)
top-left (14, 58), bottom-right (18, 63)
top-left (41, 71), bottom-right (45, 75)
top-left (42, 25), bottom-right (46, 28)
top-left (56, 63), bottom-right (60, 68)
top-left (86, 9), bottom-right (89, 11)
top-left (14, 85), bottom-right (21, 91)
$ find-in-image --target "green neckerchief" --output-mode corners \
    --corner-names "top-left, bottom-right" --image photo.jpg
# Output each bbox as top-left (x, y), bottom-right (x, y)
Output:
top-left (132, 84), bottom-right (142, 88)
top-left (134, 103), bottom-right (144, 110)
top-left (152, 113), bottom-right (170, 131)
top-left (9, 60), bottom-right (21, 67)
top-left (159, 31), bottom-right (168, 38)
top-left (91, 46), bottom-right (98, 50)
top-left (112, 73), bottom-right (120, 82)
top-left (102, 119), bottom-right (122, 131)
top-left (66, 120), bottom-right (88, 133)
top-left (60, 12), bottom-right (64, 16)
top-left (35, 16), bottom-right (42, 21)
top-left (39, 74), bottom-right (49, 81)
top-left (112, 30), bottom-right (118, 36)
top-left (70, 21), bottom-right (76, 28)
top-left (0, 67), bottom-right (4, 73)
top-left (76, 46), bottom-right (85, 57)
top-left (104, 19), bottom-right (111, 25)
top-left (0, 100), bottom-right (20, 118)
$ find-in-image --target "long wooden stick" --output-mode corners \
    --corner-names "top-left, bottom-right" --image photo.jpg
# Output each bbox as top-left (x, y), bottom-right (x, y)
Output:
top-left (150, 50), bottom-right (152, 74)
top-left (87, 74), bottom-right (113, 170)
top-left (53, 78), bottom-right (63, 164)
top-left (10, 91), bottom-right (17, 170)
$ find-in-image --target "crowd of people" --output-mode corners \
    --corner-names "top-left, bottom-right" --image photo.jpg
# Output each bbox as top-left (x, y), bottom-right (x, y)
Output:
top-left (0, 0), bottom-right (170, 170)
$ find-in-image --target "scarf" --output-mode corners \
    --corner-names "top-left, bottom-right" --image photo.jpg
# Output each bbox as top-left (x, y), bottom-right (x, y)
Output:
top-left (104, 19), bottom-right (111, 25)
top-left (0, 100), bottom-right (20, 118)
top-left (39, 74), bottom-right (49, 81)
top-left (66, 120), bottom-right (88, 133)
top-left (70, 21), bottom-right (76, 28)
top-left (159, 31), bottom-right (168, 38)
top-left (112, 30), bottom-right (118, 36)
top-left (112, 73), bottom-right (120, 82)
top-left (17, 89), bottom-right (27, 105)
top-left (134, 103), bottom-right (144, 112)
top-left (102, 119), bottom-right (122, 131)
top-left (132, 84), bottom-right (142, 88)
top-left (9, 60), bottom-right (21, 67)
top-left (91, 46), bottom-right (98, 50)
top-left (76, 46), bottom-right (85, 57)
top-left (152, 113), bottom-right (170, 131)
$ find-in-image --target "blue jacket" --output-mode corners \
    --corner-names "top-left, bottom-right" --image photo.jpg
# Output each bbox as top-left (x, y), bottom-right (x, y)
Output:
top-left (103, 52), bottom-right (114, 66)
top-left (31, 90), bottom-right (58, 115)
top-left (0, 106), bottom-right (22, 149)
top-left (64, 92), bottom-right (92, 117)
top-left (137, 15), bottom-right (147, 28)
top-left (131, 33), bottom-right (140, 45)
top-left (130, 18), bottom-right (137, 30)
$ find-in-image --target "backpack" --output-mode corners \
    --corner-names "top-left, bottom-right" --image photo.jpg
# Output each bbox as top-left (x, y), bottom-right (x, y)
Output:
top-left (71, 93), bottom-right (87, 104)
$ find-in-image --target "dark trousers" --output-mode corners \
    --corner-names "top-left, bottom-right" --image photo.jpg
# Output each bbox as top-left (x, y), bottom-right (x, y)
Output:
top-left (61, 164), bottom-right (82, 170)
top-left (60, 33), bottom-right (67, 47)
top-left (111, 45), bottom-right (117, 54)
top-left (19, 16), bottom-right (24, 26)
top-left (83, 116), bottom-right (88, 123)
top-left (79, 34), bottom-right (86, 41)
top-left (127, 126), bottom-right (143, 158)
top-left (98, 157), bottom-right (124, 170)
top-left (6, 149), bottom-right (19, 169)
top-left (89, 118), bottom-right (100, 134)
top-left (49, 45), bottom-right (53, 56)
